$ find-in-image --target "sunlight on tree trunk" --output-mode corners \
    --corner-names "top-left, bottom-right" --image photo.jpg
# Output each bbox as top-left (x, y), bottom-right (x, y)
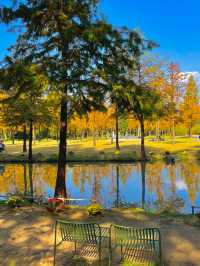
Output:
top-left (55, 97), bottom-right (67, 197)
top-left (115, 106), bottom-right (120, 150)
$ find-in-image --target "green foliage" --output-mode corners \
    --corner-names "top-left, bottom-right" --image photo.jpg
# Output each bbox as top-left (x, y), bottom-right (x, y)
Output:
top-left (87, 203), bottom-right (103, 215)
top-left (7, 196), bottom-right (30, 208)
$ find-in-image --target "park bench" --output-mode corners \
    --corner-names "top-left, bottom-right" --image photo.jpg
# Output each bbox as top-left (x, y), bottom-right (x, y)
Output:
top-left (53, 219), bottom-right (109, 265)
top-left (109, 224), bottom-right (162, 265)
top-left (54, 220), bottom-right (162, 265)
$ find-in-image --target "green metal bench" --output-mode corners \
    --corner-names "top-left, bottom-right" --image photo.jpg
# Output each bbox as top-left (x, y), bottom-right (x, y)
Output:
top-left (53, 220), bottom-right (109, 265)
top-left (109, 225), bottom-right (162, 266)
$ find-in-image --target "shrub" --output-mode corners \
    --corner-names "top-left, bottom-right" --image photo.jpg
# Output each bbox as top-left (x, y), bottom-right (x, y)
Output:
top-left (114, 150), bottom-right (120, 155)
top-left (7, 196), bottom-right (29, 208)
top-left (87, 203), bottom-right (103, 216)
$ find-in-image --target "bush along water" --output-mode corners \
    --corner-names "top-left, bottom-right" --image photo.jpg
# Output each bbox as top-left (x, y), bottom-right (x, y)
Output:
top-left (87, 203), bottom-right (103, 216)
top-left (7, 196), bottom-right (30, 208)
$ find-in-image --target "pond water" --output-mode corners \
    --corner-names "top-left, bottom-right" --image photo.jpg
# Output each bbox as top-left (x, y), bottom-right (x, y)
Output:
top-left (0, 161), bottom-right (200, 213)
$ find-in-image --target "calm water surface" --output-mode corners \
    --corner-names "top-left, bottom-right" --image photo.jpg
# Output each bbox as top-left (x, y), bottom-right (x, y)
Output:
top-left (0, 161), bottom-right (200, 213)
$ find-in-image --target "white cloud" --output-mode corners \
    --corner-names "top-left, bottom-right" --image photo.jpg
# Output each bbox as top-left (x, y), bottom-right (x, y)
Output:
top-left (181, 71), bottom-right (200, 93)
top-left (176, 180), bottom-right (187, 191)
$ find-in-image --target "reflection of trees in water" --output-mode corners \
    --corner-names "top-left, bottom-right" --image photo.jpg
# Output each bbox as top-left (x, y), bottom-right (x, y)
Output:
top-left (71, 164), bottom-right (134, 206)
top-left (1, 161), bottom-right (200, 207)
top-left (146, 161), bottom-right (200, 206)
top-left (180, 162), bottom-right (200, 203)
top-left (0, 164), bottom-right (58, 196)
top-left (29, 164), bottom-right (33, 197)
top-left (141, 162), bottom-right (146, 208)
top-left (167, 164), bottom-right (176, 196)
top-left (23, 163), bottom-right (27, 195)
top-left (72, 165), bottom-right (93, 193)
top-left (146, 162), bottom-right (164, 203)
top-left (54, 164), bottom-right (67, 197)
top-left (0, 164), bottom-right (25, 194)
top-left (112, 164), bottom-right (134, 207)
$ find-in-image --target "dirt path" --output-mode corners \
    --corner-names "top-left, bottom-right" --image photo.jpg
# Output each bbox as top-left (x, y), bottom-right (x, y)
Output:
top-left (0, 206), bottom-right (200, 266)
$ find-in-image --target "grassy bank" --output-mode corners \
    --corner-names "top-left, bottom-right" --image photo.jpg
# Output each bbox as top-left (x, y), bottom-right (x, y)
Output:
top-left (0, 137), bottom-right (199, 162)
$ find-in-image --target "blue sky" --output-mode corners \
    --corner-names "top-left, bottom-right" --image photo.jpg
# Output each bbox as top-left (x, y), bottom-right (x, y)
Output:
top-left (1, 0), bottom-right (200, 71)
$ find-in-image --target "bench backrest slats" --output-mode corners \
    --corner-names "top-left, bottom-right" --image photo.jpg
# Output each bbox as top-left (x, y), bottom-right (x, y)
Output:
top-left (111, 225), bottom-right (161, 253)
top-left (57, 220), bottom-right (100, 244)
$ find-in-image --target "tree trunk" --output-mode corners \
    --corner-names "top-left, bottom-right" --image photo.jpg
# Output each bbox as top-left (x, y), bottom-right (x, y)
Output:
top-left (92, 113), bottom-right (96, 147)
top-left (93, 131), bottom-right (96, 146)
top-left (23, 124), bottom-right (27, 153)
top-left (172, 118), bottom-right (175, 144)
top-left (140, 116), bottom-right (146, 161)
top-left (115, 106), bottom-right (120, 150)
top-left (111, 130), bottom-right (114, 144)
top-left (54, 96), bottom-right (67, 197)
top-left (156, 120), bottom-right (160, 140)
top-left (188, 126), bottom-right (192, 137)
top-left (28, 120), bottom-right (33, 163)
top-left (12, 130), bottom-right (15, 144)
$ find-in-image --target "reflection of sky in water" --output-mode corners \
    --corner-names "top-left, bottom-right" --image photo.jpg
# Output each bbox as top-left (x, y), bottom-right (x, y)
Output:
top-left (0, 162), bottom-right (200, 213)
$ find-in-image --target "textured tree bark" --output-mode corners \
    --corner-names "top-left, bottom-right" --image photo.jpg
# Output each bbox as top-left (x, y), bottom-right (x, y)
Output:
top-left (28, 120), bottom-right (33, 163)
top-left (172, 118), bottom-right (175, 144)
top-left (54, 96), bottom-right (67, 197)
top-left (23, 124), bottom-right (27, 153)
top-left (115, 105), bottom-right (120, 150)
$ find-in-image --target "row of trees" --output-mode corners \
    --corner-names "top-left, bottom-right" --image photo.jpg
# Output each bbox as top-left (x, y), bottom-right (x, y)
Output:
top-left (0, 72), bottom-right (199, 143)
top-left (0, 162), bottom-right (199, 207)
top-left (0, 0), bottom-right (199, 197)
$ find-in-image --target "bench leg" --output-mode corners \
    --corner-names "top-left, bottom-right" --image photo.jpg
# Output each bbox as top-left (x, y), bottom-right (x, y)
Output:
top-left (98, 242), bottom-right (101, 262)
top-left (120, 244), bottom-right (123, 261)
top-left (53, 222), bottom-right (57, 266)
top-left (53, 244), bottom-right (56, 266)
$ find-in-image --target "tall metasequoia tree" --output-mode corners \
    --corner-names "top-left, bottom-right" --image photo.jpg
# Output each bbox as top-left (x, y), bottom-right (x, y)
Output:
top-left (114, 34), bottom-right (163, 161)
top-left (181, 75), bottom-right (200, 137)
top-left (0, 0), bottom-right (117, 196)
top-left (165, 63), bottom-right (183, 143)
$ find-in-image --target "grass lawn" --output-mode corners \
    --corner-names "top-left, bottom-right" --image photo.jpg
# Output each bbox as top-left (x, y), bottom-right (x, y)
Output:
top-left (1, 205), bottom-right (200, 265)
top-left (0, 137), bottom-right (200, 162)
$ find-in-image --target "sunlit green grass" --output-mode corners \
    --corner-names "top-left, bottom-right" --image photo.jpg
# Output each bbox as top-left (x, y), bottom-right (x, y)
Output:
top-left (1, 136), bottom-right (200, 162)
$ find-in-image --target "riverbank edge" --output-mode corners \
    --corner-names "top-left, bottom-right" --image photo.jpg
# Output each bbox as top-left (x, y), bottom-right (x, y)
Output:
top-left (0, 151), bottom-right (189, 163)
top-left (0, 204), bottom-right (199, 227)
